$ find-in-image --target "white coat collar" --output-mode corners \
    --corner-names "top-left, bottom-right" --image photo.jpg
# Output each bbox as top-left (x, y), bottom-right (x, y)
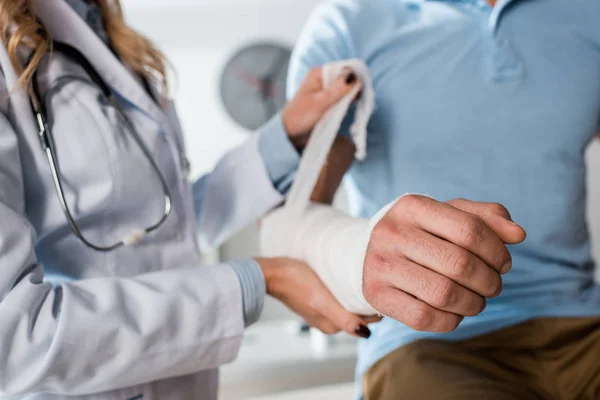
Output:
top-left (32, 0), bottom-right (166, 124)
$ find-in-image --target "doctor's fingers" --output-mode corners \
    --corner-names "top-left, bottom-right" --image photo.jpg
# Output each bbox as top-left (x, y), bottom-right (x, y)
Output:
top-left (300, 67), bottom-right (360, 106)
top-left (312, 73), bottom-right (361, 110)
top-left (314, 287), bottom-right (379, 338)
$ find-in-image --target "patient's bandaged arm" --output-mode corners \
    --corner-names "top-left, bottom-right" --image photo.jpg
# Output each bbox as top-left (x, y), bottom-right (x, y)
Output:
top-left (260, 60), bottom-right (383, 315)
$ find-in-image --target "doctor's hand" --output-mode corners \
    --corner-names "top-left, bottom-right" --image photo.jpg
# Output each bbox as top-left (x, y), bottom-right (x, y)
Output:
top-left (282, 67), bottom-right (360, 150)
top-left (362, 196), bottom-right (526, 333)
top-left (257, 257), bottom-right (381, 338)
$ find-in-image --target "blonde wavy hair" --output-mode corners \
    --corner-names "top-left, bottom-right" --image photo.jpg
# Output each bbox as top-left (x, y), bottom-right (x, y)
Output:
top-left (0, 0), bottom-right (168, 98)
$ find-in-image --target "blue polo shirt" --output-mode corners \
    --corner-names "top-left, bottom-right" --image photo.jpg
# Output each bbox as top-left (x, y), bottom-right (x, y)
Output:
top-left (286, 0), bottom-right (600, 395)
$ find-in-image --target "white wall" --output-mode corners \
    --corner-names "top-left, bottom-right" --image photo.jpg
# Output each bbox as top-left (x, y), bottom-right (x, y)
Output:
top-left (124, 1), bottom-right (600, 322)
top-left (124, 0), bottom-right (322, 179)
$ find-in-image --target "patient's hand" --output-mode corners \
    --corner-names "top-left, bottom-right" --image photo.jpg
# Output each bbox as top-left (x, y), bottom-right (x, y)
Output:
top-left (362, 196), bottom-right (526, 333)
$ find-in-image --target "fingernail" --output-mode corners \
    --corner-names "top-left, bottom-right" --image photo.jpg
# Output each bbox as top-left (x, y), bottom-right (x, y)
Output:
top-left (345, 72), bottom-right (357, 85)
top-left (355, 324), bottom-right (371, 339)
top-left (501, 260), bottom-right (512, 274)
top-left (494, 284), bottom-right (503, 297)
top-left (299, 322), bottom-right (311, 334)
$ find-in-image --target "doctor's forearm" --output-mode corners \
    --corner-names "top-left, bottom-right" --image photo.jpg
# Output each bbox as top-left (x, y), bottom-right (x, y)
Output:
top-left (192, 133), bottom-right (284, 248)
top-left (0, 260), bottom-right (248, 396)
top-left (258, 66), bottom-right (360, 195)
top-left (258, 112), bottom-right (300, 193)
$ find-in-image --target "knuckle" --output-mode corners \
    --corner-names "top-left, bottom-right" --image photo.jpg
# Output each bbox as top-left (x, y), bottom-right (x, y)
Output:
top-left (487, 275), bottom-right (503, 297)
top-left (445, 250), bottom-right (473, 280)
top-left (365, 248), bottom-right (394, 274)
top-left (363, 279), bottom-right (384, 303)
top-left (447, 198), bottom-right (467, 208)
top-left (492, 248), bottom-right (511, 271)
top-left (407, 304), bottom-right (434, 331)
top-left (464, 296), bottom-right (486, 317)
top-left (488, 202), bottom-right (510, 218)
top-left (431, 279), bottom-right (457, 309)
top-left (413, 233), bottom-right (433, 259)
top-left (371, 220), bottom-right (396, 244)
top-left (457, 216), bottom-right (485, 247)
top-left (376, 254), bottom-right (395, 274)
top-left (396, 194), bottom-right (423, 211)
top-left (439, 315), bottom-right (462, 333)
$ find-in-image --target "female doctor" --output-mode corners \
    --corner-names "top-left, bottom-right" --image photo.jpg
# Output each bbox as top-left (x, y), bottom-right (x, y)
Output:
top-left (0, 0), bottom-right (377, 398)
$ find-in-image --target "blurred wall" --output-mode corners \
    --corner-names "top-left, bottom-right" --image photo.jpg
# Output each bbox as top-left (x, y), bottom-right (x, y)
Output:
top-left (125, 1), bottom-right (600, 322)
top-left (124, 0), bottom-right (322, 179)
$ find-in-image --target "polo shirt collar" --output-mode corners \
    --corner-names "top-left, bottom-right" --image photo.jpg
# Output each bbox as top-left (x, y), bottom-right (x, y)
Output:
top-left (412, 0), bottom-right (521, 32)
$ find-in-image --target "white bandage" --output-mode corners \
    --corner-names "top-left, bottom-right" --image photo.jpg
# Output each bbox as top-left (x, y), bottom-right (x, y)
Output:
top-left (261, 60), bottom-right (382, 315)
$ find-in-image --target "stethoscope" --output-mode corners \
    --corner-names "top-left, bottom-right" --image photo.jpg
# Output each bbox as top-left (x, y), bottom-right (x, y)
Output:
top-left (29, 42), bottom-right (179, 252)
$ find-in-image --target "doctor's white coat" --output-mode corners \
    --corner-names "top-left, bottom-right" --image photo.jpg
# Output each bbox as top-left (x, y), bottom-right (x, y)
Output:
top-left (0, 1), bottom-right (285, 398)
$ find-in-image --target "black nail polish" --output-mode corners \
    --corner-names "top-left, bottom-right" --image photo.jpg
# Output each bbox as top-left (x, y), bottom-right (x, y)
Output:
top-left (355, 324), bottom-right (371, 339)
top-left (299, 322), bottom-right (311, 334)
top-left (345, 72), bottom-right (357, 85)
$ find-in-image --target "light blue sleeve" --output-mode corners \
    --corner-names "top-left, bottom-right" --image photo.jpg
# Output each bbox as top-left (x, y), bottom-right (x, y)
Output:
top-left (257, 113), bottom-right (300, 194)
top-left (190, 118), bottom-right (296, 329)
top-left (190, 117), bottom-right (298, 331)
top-left (229, 259), bottom-right (266, 327)
top-left (191, 134), bottom-right (284, 249)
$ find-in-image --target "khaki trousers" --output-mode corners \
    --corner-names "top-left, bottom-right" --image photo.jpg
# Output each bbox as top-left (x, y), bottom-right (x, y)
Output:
top-left (364, 318), bottom-right (600, 400)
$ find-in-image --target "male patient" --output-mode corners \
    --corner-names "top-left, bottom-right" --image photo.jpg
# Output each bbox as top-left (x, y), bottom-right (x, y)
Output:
top-left (286, 0), bottom-right (600, 399)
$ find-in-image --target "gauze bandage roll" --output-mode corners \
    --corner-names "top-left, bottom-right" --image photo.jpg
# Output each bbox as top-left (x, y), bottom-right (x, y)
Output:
top-left (261, 60), bottom-right (382, 315)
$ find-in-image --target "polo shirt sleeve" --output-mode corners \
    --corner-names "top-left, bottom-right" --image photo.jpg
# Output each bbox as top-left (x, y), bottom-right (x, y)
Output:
top-left (287, 2), bottom-right (357, 138)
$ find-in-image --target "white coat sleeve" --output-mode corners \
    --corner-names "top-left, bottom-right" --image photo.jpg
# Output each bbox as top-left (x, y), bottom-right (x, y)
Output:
top-left (192, 119), bottom-right (287, 248)
top-left (0, 108), bottom-right (246, 395)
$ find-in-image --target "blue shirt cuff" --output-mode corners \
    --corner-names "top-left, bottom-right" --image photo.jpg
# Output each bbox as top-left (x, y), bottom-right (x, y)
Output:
top-left (229, 259), bottom-right (266, 327)
top-left (258, 113), bottom-right (301, 194)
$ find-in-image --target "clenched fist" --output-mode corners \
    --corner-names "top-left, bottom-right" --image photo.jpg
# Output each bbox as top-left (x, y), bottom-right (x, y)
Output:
top-left (363, 195), bottom-right (526, 333)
